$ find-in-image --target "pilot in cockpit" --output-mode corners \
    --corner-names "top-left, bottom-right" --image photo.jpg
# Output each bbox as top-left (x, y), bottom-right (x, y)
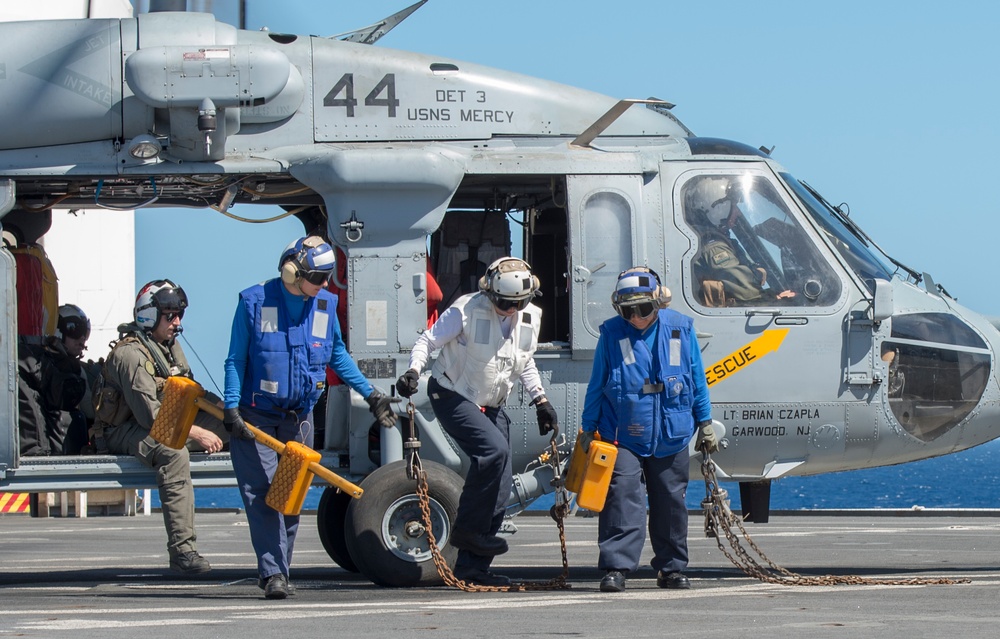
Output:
top-left (684, 176), bottom-right (795, 307)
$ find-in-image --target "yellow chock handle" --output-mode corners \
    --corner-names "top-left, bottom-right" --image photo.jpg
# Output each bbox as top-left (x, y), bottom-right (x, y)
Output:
top-left (266, 441), bottom-right (322, 515)
top-left (195, 398), bottom-right (364, 499)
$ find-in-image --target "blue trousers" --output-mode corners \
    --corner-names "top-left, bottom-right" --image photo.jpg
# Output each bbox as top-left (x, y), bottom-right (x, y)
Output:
top-left (598, 445), bottom-right (689, 574)
top-left (230, 406), bottom-right (313, 581)
top-left (428, 376), bottom-right (511, 573)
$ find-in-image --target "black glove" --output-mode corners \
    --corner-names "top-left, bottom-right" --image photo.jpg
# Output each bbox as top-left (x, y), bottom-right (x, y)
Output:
top-left (534, 398), bottom-right (559, 437)
top-left (223, 407), bottom-right (255, 441)
top-left (578, 430), bottom-right (595, 453)
top-left (395, 368), bottom-right (420, 398)
top-left (366, 389), bottom-right (397, 429)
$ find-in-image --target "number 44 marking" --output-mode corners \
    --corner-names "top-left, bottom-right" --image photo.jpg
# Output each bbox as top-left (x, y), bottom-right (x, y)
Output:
top-left (323, 73), bottom-right (399, 117)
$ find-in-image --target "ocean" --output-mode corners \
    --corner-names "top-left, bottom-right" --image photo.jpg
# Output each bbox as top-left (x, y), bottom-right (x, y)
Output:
top-left (179, 439), bottom-right (1000, 512)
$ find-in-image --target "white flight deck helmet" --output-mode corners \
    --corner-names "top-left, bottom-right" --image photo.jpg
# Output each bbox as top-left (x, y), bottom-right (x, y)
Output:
top-left (56, 304), bottom-right (91, 342)
top-left (134, 279), bottom-right (188, 330)
top-left (686, 176), bottom-right (734, 228)
top-left (478, 257), bottom-right (540, 311)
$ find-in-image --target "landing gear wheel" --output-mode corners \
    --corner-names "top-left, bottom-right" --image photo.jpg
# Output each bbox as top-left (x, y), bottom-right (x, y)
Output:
top-left (344, 460), bottom-right (462, 587)
top-left (317, 487), bottom-right (358, 572)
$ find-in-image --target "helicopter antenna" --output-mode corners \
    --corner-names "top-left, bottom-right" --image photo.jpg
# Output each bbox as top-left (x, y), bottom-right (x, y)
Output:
top-left (331, 0), bottom-right (428, 44)
top-left (571, 98), bottom-right (674, 148)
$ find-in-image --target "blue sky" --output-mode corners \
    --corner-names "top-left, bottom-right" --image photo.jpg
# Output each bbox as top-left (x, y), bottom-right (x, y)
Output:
top-left (136, 0), bottom-right (1000, 392)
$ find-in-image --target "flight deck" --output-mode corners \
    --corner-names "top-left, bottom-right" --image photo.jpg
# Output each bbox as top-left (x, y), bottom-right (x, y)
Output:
top-left (2, 510), bottom-right (999, 638)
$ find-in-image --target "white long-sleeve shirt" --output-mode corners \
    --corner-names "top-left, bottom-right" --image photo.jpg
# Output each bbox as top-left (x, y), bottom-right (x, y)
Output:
top-left (408, 301), bottom-right (546, 404)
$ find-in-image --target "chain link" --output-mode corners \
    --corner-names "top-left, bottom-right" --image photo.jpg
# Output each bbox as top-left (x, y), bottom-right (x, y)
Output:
top-left (700, 452), bottom-right (970, 586)
top-left (412, 435), bottom-right (571, 592)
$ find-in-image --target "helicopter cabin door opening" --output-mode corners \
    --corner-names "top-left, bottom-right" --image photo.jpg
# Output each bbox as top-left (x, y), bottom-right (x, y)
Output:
top-left (429, 175), bottom-right (571, 349)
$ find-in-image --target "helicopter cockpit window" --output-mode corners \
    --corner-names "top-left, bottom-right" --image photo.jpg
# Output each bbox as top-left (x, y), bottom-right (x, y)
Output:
top-left (780, 173), bottom-right (895, 290)
top-left (681, 174), bottom-right (841, 308)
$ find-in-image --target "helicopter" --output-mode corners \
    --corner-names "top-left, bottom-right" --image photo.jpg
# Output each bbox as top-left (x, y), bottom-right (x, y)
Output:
top-left (1, 2), bottom-right (998, 587)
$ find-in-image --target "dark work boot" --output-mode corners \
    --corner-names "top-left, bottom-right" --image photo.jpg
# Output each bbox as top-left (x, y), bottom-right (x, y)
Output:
top-left (169, 551), bottom-right (211, 574)
top-left (599, 570), bottom-right (627, 592)
top-left (258, 577), bottom-right (296, 595)
top-left (453, 567), bottom-right (511, 587)
top-left (449, 528), bottom-right (509, 556)
top-left (263, 573), bottom-right (290, 600)
top-left (656, 571), bottom-right (690, 589)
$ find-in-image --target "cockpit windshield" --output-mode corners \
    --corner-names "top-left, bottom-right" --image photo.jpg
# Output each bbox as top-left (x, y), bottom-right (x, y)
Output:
top-left (779, 173), bottom-right (895, 290)
top-left (680, 173), bottom-right (841, 309)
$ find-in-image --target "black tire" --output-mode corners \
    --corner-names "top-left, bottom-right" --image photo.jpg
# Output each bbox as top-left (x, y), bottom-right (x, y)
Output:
top-left (316, 487), bottom-right (359, 572)
top-left (344, 460), bottom-right (462, 587)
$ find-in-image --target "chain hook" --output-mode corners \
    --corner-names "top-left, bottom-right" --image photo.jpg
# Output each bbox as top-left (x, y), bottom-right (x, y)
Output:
top-left (404, 398), bottom-right (422, 481)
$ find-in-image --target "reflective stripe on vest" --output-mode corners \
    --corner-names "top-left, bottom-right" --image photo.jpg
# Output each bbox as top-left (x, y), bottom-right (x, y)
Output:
top-left (240, 279), bottom-right (335, 414)
top-left (596, 310), bottom-right (696, 457)
top-left (432, 292), bottom-right (539, 407)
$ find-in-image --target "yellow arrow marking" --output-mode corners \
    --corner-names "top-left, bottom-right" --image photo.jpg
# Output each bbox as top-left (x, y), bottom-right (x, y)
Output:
top-left (705, 328), bottom-right (789, 387)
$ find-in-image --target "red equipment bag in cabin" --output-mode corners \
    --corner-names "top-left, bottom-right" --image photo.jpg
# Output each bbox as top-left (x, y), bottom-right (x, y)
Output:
top-left (11, 244), bottom-right (58, 338)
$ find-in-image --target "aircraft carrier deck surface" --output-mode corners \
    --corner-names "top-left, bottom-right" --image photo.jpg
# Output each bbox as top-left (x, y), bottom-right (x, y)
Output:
top-left (2, 509), bottom-right (999, 638)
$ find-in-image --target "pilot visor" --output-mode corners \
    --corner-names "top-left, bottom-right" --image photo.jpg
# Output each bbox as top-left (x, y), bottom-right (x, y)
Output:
top-left (153, 286), bottom-right (188, 311)
top-left (61, 321), bottom-right (91, 340)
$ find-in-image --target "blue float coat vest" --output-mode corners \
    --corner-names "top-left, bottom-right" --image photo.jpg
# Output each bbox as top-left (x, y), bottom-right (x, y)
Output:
top-left (596, 309), bottom-right (697, 457)
top-left (239, 279), bottom-right (335, 414)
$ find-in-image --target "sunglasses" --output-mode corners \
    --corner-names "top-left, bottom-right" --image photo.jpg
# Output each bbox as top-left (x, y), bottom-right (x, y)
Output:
top-left (494, 297), bottom-right (530, 312)
top-left (617, 301), bottom-right (657, 321)
top-left (301, 270), bottom-right (331, 286)
top-left (163, 310), bottom-right (185, 322)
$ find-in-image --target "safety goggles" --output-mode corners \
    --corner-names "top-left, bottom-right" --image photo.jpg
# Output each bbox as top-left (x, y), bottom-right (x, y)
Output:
top-left (493, 296), bottom-right (530, 312)
top-left (616, 300), bottom-right (657, 321)
top-left (162, 310), bottom-right (185, 322)
top-left (301, 269), bottom-right (331, 286)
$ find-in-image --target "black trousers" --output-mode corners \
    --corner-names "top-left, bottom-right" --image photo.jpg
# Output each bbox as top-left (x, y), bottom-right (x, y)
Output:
top-left (427, 376), bottom-right (511, 573)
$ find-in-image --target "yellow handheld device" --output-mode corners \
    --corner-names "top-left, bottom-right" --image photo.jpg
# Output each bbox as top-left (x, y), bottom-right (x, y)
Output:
top-left (565, 431), bottom-right (618, 512)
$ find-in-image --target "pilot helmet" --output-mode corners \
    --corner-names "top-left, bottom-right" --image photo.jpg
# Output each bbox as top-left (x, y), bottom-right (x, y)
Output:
top-left (279, 235), bottom-right (336, 286)
top-left (134, 279), bottom-right (188, 330)
top-left (56, 304), bottom-right (91, 342)
top-left (478, 257), bottom-right (539, 312)
top-left (686, 176), bottom-right (733, 228)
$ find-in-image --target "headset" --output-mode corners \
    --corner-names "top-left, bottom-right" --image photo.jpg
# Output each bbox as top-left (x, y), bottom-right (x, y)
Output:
top-left (611, 266), bottom-right (672, 310)
top-left (280, 257), bottom-right (302, 286)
